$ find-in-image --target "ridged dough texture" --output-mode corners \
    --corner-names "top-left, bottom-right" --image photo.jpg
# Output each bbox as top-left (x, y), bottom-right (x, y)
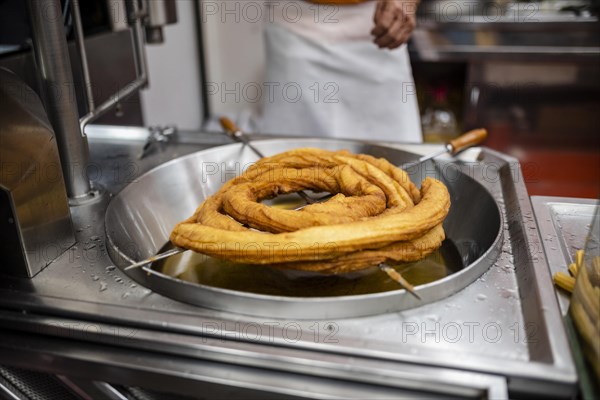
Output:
top-left (170, 148), bottom-right (451, 273)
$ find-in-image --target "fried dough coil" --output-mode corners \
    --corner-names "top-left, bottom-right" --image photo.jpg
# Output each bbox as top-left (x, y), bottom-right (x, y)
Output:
top-left (170, 148), bottom-right (451, 273)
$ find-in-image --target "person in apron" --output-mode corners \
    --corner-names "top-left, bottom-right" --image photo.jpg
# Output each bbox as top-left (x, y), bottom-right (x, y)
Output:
top-left (258, 0), bottom-right (422, 142)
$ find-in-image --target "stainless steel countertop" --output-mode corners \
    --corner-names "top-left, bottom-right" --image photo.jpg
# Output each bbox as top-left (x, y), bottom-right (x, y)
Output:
top-left (411, 0), bottom-right (600, 61)
top-left (531, 196), bottom-right (598, 314)
top-left (0, 126), bottom-right (577, 398)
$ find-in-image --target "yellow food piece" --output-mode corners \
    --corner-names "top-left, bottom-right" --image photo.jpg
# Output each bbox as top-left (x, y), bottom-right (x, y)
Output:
top-left (576, 249), bottom-right (585, 269)
top-left (553, 272), bottom-right (575, 293)
top-left (568, 262), bottom-right (578, 277)
top-left (170, 148), bottom-right (451, 272)
top-left (570, 260), bottom-right (600, 380)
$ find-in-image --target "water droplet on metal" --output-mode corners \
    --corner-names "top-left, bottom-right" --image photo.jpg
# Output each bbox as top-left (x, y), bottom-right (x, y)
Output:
top-left (499, 288), bottom-right (517, 299)
top-left (425, 314), bottom-right (440, 323)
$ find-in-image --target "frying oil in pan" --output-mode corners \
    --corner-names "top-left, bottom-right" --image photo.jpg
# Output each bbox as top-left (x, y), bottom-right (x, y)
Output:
top-left (155, 194), bottom-right (463, 297)
top-left (154, 240), bottom-right (463, 298)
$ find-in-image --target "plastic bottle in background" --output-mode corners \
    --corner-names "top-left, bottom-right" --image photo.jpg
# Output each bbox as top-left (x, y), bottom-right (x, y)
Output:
top-left (421, 86), bottom-right (459, 143)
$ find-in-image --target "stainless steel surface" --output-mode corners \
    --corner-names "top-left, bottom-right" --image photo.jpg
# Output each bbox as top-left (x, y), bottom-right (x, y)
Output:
top-left (0, 68), bottom-right (75, 278)
top-left (0, 327), bottom-right (507, 399)
top-left (144, 0), bottom-right (178, 44)
top-left (57, 376), bottom-right (129, 400)
top-left (412, 0), bottom-right (600, 61)
top-left (27, 0), bottom-right (92, 198)
top-left (78, 0), bottom-right (149, 132)
top-left (125, 247), bottom-right (185, 270)
top-left (0, 126), bottom-right (577, 398)
top-left (107, 0), bottom-right (129, 32)
top-left (105, 139), bottom-right (503, 319)
top-left (531, 196), bottom-right (598, 315)
top-left (138, 125), bottom-right (177, 159)
top-left (71, 0), bottom-right (94, 115)
top-left (412, 1), bottom-right (600, 141)
top-left (418, 2), bottom-right (598, 25)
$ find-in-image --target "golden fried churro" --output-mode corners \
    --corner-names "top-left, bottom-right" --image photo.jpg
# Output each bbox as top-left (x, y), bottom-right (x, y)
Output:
top-left (170, 148), bottom-right (451, 272)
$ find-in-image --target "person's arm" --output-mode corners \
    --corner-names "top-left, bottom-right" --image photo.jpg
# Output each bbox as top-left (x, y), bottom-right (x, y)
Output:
top-left (371, 0), bottom-right (419, 49)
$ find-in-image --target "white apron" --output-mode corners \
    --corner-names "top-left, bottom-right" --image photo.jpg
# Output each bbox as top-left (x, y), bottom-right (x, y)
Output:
top-left (258, 1), bottom-right (423, 143)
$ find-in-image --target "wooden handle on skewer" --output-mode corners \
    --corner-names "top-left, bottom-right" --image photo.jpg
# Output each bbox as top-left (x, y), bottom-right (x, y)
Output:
top-left (220, 116), bottom-right (240, 134)
top-left (379, 264), bottom-right (421, 300)
top-left (448, 128), bottom-right (488, 155)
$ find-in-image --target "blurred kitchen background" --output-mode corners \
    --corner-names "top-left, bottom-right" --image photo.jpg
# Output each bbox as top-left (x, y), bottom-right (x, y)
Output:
top-left (1, 0), bottom-right (598, 197)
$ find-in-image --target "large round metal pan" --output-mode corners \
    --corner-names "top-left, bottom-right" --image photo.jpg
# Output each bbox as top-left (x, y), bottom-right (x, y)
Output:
top-left (105, 139), bottom-right (502, 319)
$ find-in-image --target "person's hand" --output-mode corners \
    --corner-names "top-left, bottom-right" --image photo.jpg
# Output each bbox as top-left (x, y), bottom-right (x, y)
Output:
top-left (371, 0), bottom-right (419, 50)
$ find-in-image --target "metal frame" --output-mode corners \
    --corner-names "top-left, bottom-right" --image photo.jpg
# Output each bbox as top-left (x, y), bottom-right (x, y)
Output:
top-left (72, 0), bottom-right (149, 133)
top-left (531, 196), bottom-right (598, 315)
top-left (26, 0), bottom-right (150, 199)
top-left (27, 0), bottom-right (92, 198)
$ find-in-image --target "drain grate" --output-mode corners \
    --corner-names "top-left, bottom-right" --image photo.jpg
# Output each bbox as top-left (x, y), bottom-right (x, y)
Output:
top-left (0, 365), bottom-right (77, 400)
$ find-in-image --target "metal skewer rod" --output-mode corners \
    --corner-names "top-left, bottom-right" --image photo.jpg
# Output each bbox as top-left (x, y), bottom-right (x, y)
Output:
top-left (379, 264), bottom-right (421, 300)
top-left (219, 117), bottom-right (316, 204)
top-left (401, 128), bottom-right (488, 170)
top-left (125, 248), bottom-right (421, 299)
top-left (219, 118), bottom-right (266, 159)
top-left (124, 247), bottom-right (185, 271)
